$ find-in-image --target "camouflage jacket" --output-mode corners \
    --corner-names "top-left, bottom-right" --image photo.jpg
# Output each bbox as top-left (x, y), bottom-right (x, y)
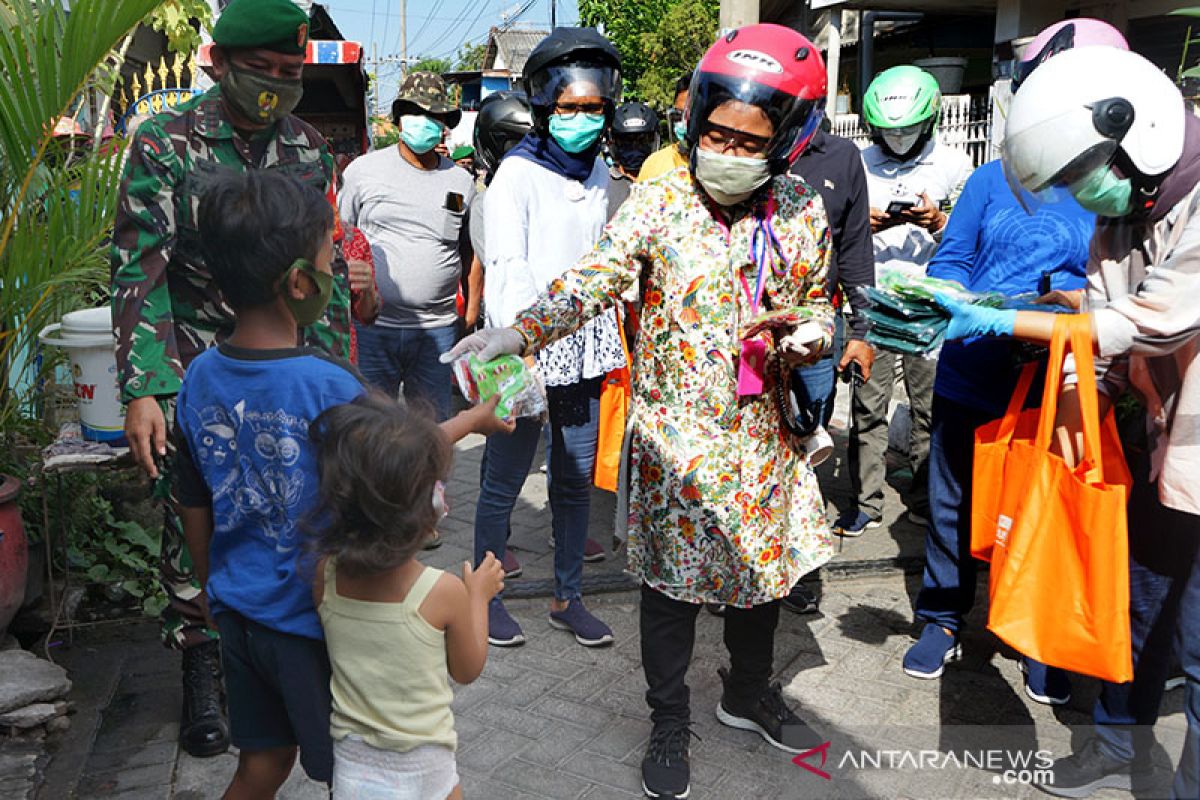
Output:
top-left (110, 85), bottom-right (350, 402)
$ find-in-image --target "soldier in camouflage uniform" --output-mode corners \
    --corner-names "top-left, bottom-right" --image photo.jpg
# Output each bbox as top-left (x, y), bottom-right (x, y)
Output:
top-left (109, 0), bottom-right (350, 758)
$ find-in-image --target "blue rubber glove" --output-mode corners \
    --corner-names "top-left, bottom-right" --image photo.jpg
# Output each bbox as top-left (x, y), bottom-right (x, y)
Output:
top-left (935, 293), bottom-right (1017, 340)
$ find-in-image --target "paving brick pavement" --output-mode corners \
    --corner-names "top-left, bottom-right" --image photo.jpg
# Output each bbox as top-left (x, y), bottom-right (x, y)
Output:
top-left (28, 384), bottom-right (1191, 799)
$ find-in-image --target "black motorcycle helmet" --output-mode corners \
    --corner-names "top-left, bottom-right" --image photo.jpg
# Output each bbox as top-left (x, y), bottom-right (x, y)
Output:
top-left (609, 101), bottom-right (660, 172)
top-left (522, 26), bottom-right (622, 135)
top-left (473, 91), bottom-right (534, 176)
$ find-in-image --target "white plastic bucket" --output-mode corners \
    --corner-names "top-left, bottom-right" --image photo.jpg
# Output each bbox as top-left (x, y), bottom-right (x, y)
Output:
top-left (39, 307), bottom-right (125, 443)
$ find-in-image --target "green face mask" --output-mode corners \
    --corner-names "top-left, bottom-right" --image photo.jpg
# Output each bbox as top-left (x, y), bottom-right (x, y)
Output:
top-left (1068, 165), bottom-right (1133, 218)
top-left (220, 66), bottom-right (303, 126)
top-left (283, 258), bottom-right (333, 328)
top-left (548, 113), bottom-right (605, 153)
top-left (673, 120), bottom-right (688, 143)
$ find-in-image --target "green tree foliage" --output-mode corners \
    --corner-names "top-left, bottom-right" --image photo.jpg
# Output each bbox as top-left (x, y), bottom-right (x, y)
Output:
top-left (456, 41), bottom-right (488, 72)
top-left (409, 56), bottom-right (453, 75)
top-left (577, 0), bottom-right (674, 92)
top-left (637, 0), bottom-right (718, 108)
top-left (145, 0), bottom-right (212, 55)
top-left (0, 0), bottom-right (162, 430)
top-left (579, 0), bottom-right (718, 108)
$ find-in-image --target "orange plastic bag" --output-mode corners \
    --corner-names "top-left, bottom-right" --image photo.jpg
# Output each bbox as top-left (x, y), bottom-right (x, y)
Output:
top-left (594, 310), bottom-right (631, 492)
top-left (971, 314), bottom-right (1133, 683)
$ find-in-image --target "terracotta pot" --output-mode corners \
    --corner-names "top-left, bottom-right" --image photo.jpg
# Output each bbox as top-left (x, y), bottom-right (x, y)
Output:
top-left (0, 474), bottom-right (28, 637)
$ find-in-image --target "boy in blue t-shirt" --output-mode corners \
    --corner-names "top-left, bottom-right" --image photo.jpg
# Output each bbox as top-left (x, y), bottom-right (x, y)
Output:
top-left (176, 169), bottom-right (514, 797)
top-left (173, 169), bottom-right (363, 794)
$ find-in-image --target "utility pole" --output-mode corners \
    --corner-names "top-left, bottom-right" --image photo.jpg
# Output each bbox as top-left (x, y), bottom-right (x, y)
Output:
top-left (370, 42), bottom-right (379, 115)
top-left (400, 0), bottom-right (408, 78)
top-left (719, 0), bottom-right (758, 31)
top-left (550, 0), bottom-right (556, 29)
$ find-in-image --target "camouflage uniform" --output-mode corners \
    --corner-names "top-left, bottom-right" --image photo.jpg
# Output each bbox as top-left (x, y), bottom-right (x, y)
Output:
top-left (111, 84), bottom-right (349, 649)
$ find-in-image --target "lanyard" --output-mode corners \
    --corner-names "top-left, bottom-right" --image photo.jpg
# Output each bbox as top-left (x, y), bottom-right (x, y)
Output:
top-left (741, 207), bottom-right (788, 317)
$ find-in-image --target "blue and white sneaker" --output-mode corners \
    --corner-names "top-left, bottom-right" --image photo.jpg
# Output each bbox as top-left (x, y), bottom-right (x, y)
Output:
top-left (1022, 658), bottom-right (1071, 705)
top-left (902, 624), bottom-right (962, 679)
top-left (549, 599), bottom-right (614, 647)
top-left (832, 509), bottom-right (881, 538)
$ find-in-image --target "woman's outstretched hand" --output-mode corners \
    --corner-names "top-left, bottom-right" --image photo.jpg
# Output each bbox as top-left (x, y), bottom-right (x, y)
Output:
top-left (935, 293), bottom-right (1017, 340)
top-left (439, 327), bottom-right (525, 364)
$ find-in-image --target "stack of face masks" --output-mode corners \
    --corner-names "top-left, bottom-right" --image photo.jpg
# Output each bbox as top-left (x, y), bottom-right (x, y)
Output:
top-left (858, 272), bottom-right (997, 357)
top-left (858, 271), bottom-right (1074, 357)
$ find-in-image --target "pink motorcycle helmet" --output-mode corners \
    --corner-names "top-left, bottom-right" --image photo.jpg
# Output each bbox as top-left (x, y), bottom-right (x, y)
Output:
top-left (1011, 18), bottom-right (1129, 91)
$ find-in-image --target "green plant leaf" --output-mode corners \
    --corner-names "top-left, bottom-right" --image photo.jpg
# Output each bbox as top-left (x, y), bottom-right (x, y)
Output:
top-left (1183, 65), bottom-right (1200, 79)
top-left (1170, 7), bottom-right (1200, 18)
top-left (142, 593), bottom-right (168, 618)
top-left (87, 563), bottom-right (111, 582)
top-left (121, 579), bottom-right (146, 598)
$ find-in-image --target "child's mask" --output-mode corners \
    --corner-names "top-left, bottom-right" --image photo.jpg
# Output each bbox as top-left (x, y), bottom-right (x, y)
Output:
top-left (283, 258), bottom-right (333, 328)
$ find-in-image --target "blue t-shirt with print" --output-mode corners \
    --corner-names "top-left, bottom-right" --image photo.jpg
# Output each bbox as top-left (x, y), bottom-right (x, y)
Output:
top-left (927, 160), bottom-right (1094, 416)
top-left (174, 344), bottom-right (365, 640)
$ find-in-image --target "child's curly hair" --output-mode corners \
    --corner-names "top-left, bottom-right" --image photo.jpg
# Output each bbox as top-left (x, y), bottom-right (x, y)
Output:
top-left (307, 391), bottom-right (452, 576)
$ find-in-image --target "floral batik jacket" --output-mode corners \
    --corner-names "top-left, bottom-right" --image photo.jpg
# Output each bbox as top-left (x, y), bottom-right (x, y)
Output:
top-left (513, 166), bottom-right (836, 606)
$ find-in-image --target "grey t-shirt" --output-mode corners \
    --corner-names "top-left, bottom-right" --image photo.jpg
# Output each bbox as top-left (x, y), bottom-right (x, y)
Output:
top-left (339, 148), bottom-right (476, 328)
top-left (469, 187), bottom-right (486, 264)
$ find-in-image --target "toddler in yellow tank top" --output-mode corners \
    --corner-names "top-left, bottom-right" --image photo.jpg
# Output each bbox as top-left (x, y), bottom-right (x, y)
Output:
top-left (307, 392), bottom-right (507, 799)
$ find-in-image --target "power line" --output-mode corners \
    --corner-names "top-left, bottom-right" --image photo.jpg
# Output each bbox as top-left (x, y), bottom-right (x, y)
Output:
top-left (421, 0), bottom-right (483, 56)
top-left (408, 0), bottom-right (448, 52)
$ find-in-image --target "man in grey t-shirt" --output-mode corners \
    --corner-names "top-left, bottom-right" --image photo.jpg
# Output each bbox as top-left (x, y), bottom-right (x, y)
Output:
top-left (338, 72), bottom-right (475, 420)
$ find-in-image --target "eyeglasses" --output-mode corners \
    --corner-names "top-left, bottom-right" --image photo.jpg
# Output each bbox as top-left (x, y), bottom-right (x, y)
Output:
top-left (554, 101), bottom-right (606, 118)
top-left (699, 123), bottom-right (771, 157)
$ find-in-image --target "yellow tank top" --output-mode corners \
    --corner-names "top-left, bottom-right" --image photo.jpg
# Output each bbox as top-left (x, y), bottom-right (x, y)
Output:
top-left (319, 560), bottom-right (457, 752)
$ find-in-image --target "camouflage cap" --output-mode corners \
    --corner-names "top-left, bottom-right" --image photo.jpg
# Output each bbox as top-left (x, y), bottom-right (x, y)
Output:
top-left (212, 0), bottom-right (310, 56)
top-left (391, 71), bottom-right (462, 128)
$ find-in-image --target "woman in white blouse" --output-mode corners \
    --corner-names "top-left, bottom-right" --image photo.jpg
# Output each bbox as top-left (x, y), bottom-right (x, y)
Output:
top-left (470, 28), bottom-right (626, 648)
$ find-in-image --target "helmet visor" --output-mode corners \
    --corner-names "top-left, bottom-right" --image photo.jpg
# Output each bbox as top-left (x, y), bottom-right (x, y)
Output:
top-left (527, 62), bottom-right (622, 109)
top-left (1001, 106), bottom-right (1117, 212)
top-left (688, 70), bottom-right (822, 165)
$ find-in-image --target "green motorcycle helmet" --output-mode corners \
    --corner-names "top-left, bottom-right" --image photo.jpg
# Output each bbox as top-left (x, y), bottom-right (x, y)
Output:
top-left (862, 65), bottom-right (942, 158)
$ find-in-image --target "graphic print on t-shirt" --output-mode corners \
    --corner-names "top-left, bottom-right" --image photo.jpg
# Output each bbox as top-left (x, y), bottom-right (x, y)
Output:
top-left (189, 399), bottom-right (311, 552)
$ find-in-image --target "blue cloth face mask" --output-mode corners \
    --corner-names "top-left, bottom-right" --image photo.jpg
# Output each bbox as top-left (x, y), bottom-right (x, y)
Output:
top-left (548, 113), bottom-right (605, 154)
top-left (400, 114), bottom-right (444, 154)
top-left (1068, 164), bottom-right (1133, 218)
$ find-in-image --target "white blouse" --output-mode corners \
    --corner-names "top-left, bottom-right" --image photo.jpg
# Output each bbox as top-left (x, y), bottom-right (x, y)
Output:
top-left (482, 154), bottom-right (626, 386)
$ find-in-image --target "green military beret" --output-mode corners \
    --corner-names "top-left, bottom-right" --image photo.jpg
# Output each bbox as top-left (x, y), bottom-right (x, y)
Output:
top-left (451, 145), bottom-right (474, 160)
top-left (212, 0), bottom-right (310, 55)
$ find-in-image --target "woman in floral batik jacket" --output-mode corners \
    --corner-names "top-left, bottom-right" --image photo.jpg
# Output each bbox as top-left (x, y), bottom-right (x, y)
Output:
top-left (445, 26), bottom-right (837, 794)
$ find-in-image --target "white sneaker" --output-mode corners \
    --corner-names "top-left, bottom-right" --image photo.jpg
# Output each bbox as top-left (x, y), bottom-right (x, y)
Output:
top-left (804, 426), bottom-right (833, 466)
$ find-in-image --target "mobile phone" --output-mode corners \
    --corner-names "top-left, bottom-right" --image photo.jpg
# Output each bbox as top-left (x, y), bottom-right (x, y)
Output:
top-left (1038, 271), bottom-right (1053, 296)
top-left (839, 361), bottom-right (865, 388)
top-left (886, 199), bottom-right (917, 216)
top-left (444, 192), bottom-right (465, 213)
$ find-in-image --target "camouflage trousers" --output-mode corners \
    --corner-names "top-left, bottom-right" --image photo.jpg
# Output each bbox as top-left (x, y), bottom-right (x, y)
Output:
top-left (158, 410), bottom-right (218, 651)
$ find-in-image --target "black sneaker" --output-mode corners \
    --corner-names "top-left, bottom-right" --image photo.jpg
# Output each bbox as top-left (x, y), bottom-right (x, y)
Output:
top-left (641, 723), bottom-right (697, 799)
top-left (180, 639), bottom-right (230, 758)
top-left (782, 583), bottom-right (819, 614)
top-left (1038, 738), bottom-right (1150, 798)
top-left (715, 668), bottom-right (823, 754)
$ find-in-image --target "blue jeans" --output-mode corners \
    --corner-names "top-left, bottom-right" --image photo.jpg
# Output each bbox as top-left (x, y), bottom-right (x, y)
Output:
top-left (355, 322), bottom-right (457, 421)
top-left (915, 394), bottom-right (989, 631)
top-left (1094, 444), bottom-right (1200, 799)
top-left (474, 378), bottom-right (601, 601)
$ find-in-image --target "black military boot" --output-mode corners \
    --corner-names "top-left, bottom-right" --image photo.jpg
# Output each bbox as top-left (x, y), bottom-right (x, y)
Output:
top-left (180, 639), bottom-right (229, 757)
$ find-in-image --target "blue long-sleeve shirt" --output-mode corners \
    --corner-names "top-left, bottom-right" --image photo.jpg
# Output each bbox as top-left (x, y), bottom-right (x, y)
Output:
top-left (927, 159), bottom-right (1093, 415)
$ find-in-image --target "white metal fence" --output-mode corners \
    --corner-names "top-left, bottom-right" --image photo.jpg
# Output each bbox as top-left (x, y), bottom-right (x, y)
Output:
top-left (831, 93), bottom-right (995, 167)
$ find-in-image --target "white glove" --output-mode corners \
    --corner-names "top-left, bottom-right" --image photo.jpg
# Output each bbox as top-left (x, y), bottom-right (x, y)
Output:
top-left (439, 327), bottom-right (526, 364)
top-left (778, 321), bottom-right (829, 362)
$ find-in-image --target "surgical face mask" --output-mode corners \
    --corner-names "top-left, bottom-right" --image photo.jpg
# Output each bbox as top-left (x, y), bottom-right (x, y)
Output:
top-left (282, 258), bottom-right (333, 327)
top-left (1068, 164), bottom-right (1133, 218)
top-left (693, 147), bottom-right (772, 206)
top-left (673, 120), bottom-right (688, 143)
top-left (548, 113), bottom-right (605, 153)
top-left (879, 122), bottom-right (925, 160)
top-left (400, 114), bottom-right (444, 154)
top-left (220, 66), bottom-right (303, 126)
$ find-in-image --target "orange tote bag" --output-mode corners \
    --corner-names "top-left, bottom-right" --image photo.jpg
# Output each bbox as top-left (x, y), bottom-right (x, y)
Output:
top-left (594, 309), bottom-right (631, 492)
top-left (972, 314), bottom-right (1133, 683)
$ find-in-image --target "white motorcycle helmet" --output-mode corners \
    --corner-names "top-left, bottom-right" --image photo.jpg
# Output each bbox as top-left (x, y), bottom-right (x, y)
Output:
top-left (1003, 46), bottom-right (1186, 217)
